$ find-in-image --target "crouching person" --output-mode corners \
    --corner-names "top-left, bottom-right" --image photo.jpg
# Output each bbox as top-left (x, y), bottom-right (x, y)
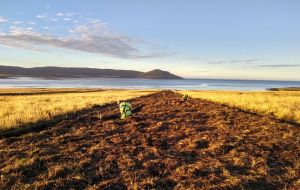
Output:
top-left (119, 102), bottom-right (132, 119)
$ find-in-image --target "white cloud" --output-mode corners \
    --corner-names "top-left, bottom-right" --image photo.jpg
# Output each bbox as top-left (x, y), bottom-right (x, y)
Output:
top-left (15, 12), bottom-right (24, 16)
top-left (11, 21), bottom-right (24, 25)
top-left (38, 12), bottom-right (75, 21)
top-left (27, 21), bottom-right (36, 25)
top-left (56, 13), bottom-right (64, 17)
top-left (9, 26), bottom-right (36, 35)
top-left (36, 14), bottom-right (47, 19)
top-left (209, 58), bottom-right (264, 64)
top-left (49, 18), bottom-right (58, 22)
top-left (0, 16), bottom-right (8, 23)
top-left (56, 12), bottom-right (75, 17)
top-left (255, 64), bottom-right (300, 68)
top-left (0, 21), bottom-right (164, 59)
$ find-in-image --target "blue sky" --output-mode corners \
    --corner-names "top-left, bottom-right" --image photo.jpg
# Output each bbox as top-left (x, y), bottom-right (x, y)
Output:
top-left (0, 0), bottom-right (299, 80)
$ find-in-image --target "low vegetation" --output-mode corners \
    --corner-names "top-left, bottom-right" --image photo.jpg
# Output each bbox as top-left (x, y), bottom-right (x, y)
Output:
top-left (1, 91), bottom-right (299, 189)
top-left (180, 90), bottom-right (300, 123)
top-left (0, 88), bottom-right (155, 132)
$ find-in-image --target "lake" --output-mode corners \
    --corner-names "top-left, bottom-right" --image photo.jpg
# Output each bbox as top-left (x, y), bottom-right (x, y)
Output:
top-left (0, 77), bottom-right (300, 90)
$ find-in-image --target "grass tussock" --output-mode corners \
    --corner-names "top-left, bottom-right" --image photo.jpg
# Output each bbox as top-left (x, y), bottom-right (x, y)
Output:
top-left (0, 89), bottom-right (155, 132)
top-left (180, 90), bottom-right (300, 123)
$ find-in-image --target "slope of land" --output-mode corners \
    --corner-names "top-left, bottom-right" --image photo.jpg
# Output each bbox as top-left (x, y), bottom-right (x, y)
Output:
top-left (0, 65), bottom-right (182, 79)
top-left (0, 89), bottom-right (155, 132)
top-left (139, 69), bottom-right (183, 79)
top-left (0, 91), bottom-right (299, 189)
top-left (181, 90), bottom-right (300, 123)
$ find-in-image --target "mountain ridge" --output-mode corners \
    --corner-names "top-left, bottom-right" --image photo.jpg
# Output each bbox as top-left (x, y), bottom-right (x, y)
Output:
top-left (0, 65), bottom-right (183, 79)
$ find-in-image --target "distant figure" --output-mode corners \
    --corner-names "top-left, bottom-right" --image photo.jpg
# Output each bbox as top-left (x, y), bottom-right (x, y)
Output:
top-left (182, 94), bottom-right (189, 101)
top-left (119, 102), bottom-right (132, 119)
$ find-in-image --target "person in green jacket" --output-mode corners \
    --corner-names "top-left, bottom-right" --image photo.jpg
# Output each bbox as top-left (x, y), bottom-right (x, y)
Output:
top-left (119, 102), bottom-right (132, 119)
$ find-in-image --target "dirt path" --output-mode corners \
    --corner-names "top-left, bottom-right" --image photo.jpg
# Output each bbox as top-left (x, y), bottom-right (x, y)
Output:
top-left (0, 91), bottom-right (299, 190)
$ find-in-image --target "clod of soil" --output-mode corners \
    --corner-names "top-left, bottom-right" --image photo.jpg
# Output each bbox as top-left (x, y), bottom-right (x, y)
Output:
top-left (0, 91), bottom-right (299, 190)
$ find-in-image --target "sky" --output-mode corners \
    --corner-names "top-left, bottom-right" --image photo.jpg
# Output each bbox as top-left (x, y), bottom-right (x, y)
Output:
top-left (0, 0), bottom-right (299, 80)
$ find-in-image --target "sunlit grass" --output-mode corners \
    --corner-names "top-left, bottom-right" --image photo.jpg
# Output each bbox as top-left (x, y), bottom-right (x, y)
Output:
top-left (180, 90), bottom-right (300, 123)
top-left (0, 89), bottom-right (155, 132)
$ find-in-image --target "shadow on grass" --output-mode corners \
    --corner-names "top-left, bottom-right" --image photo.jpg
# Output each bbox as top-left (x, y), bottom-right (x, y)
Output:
top-left (0, 93), bottom-right (152, 139)
top-left (0, 102), bottom-right (111, 139)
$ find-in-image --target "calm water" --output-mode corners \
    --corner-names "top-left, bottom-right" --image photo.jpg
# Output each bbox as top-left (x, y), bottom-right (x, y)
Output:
top-left (0, 77), bottom-right (300, 90)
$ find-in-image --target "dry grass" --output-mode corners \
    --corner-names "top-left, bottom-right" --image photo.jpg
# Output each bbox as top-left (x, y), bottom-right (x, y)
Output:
top-left (0, 88), bottom-right (155, 132)
top-left (180, 90), bottom-right (300, 123)
top-left (1, 91), bottom-right (299, 189)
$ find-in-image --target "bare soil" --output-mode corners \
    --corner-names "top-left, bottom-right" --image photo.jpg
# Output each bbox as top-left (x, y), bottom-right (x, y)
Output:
top-left (0, 91), bottom-right (299, 190)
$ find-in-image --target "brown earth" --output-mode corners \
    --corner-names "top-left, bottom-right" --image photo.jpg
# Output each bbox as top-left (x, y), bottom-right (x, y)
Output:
top-left (0, 91), bottom-right (299, 190)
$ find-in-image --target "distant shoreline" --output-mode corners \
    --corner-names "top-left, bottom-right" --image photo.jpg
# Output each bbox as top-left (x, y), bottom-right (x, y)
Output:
top-left (267, 87), bottom-right (300, 91)
top-left (1, 75), bottom-right (300, 83)
top-left (0, 75), bottom-right (9, 79)
top-left (1, 77), bottom-right (300, 91)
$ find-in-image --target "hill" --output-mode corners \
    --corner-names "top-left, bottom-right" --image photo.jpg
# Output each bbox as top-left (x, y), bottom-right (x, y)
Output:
top-left (0, 65), bottom-right (183, 79)
top-left (140, 69), bottom-right (183, 79)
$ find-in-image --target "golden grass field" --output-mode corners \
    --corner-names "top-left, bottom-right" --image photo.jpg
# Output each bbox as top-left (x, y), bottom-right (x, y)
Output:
top-left (1, 88), bottom-right (299, 133)
top-left (0, 88), bottom-right (155, 132)
top-left (180, 90), bottom-right (300, 123)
